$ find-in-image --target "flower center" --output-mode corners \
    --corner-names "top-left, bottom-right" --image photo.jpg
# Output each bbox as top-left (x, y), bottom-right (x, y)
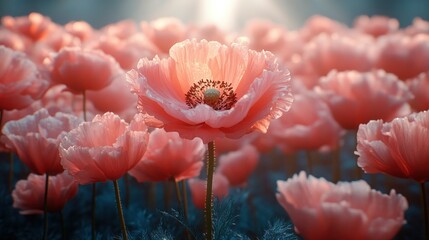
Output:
top-left (185, 79), bottom-right (237, 110)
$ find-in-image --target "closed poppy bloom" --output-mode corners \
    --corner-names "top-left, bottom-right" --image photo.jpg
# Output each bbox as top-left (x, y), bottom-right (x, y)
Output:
top-left (129, 128), bottom-right (205, 182)
top-left (270, 90), bottom-right (344, 152)
top-left (353, 15), bottom-right (399, 38)
top-left (407, 72), bottom-right (429, 112)
top-left (356, 110), bottom-right (429, 182)
top-left (276, 172), bottom-right (408, 240)
top-left (140, 18), bottom-right (187, 54)
top-left (127, 39), bottom-right (293, 143)
top-left (2, 108), bottom-right (81, 175)
top-left (51, 47), bottom-right (121, 93)
top-left (0, 46), bottom-right (50, 110)
top-left (60, 112), bottom-right (148, 184)
top-left (2, 12), bottom-right (58, 41)
top-left (217, 144), bottom-right (259, 186)
top-left (12, 172), bottom-right (78, 215)
top-left (315, 70), bottom-right (412, 130)
top-left (188, 174), bottom-right (230, 209)
top-left (374, 34), bottom-right (429, 80)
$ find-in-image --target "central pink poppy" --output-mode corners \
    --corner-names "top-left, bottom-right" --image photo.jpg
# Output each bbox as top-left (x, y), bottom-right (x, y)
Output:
top-left (127, 39), bottom-right (293, 143)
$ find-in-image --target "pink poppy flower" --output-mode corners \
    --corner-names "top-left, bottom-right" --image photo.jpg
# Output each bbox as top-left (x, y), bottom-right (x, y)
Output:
top-left (64, 21), bottom-right (95, 42)
top-left (355, 110), bottom-right (429, 182)
top-left (299, 15), bottom-right (347, 42)
top-left (374, 34), bottom-right (429, 80)
top-left (59, 112), bottom-right (148, 184)
top-left (353, 15), bottom-right (399, 37)
top-left (129, 128), bottom-right (205, 182)
top-left (216, 144), bottom-right (259, 186)
top-left (276, 172), bottom-right (408, 240)
top-left (0, 46), bottom-right (50, 110)
top-left (407, 71), bottom-right (429, 112)
top-left (300, 33), bottom-right (373, 79)
top-left (90, 33), bottom-right (157, 70)
top-left (405, 17), bottom-right (429, 36)
top-left (243, 19), bottom-right (304, 63)
top-left (0, 28), bottom-right (30, 52)
top-left (314, 70), bottom-right (412, 130)
top-left (188, 174), bottom-right (230, 209)
top-left (270, 90), bottom-right (344, 152)
top-left (187, 24), bottom-right (230, 44)
top-left (100, 20), bottom-right (138, 40)
top-left (12, 172), bottom-right (78, 215)
top-left (140, 18), bottom-right (187, 54)
top-left (51, 47), bottom-right (121, 93)
top-left (86, 69), bottom-right (138, 116)
top-left (1, 12), bottom-right (58, 41)
top-left (127, 39), bottom-right (293, 143)
top-left (2, 108), bottom-right (81, 175)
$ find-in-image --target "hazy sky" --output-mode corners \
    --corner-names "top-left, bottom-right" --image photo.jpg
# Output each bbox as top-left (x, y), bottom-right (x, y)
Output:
top-left (1, 0), bottom-right (428, 30)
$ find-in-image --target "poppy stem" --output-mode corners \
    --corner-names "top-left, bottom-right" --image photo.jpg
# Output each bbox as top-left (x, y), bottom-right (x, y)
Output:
top-left (421, 182), bottom-right (429, 240)
top-left (91, 183), bottom-right (96, 240)
top-left (60, 210), bottom-right (66, 240)
top-left (8, 152), bottom-right (14, 193)
top-left (42, 173), bottom-right (49, 240)
top-left (181, 180), bottom-right (189, 224)
top-left (173, 179), bottom-right (192, 240)
top-left (173, 178), bottom-right (183, 213)
top-left (205, 141), bottom-right (216, 240)
top-left (113, 180), bottom-right (128, 240)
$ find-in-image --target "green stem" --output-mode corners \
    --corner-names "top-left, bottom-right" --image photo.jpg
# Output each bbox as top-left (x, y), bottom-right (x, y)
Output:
top-left (91, 183), bottom-right (96, 240)
top-left (8, 152), bottom-right (14, 193)
top-left (60, 210), bottom-right (66, 240)
top-left (113, 180), bottom-right (128, 240)
top-left (421, 182), bottom-right (429, 240)
top-left (42, 174), bottom-right (49, 240)
top-left (205, 141), bottom-right (216, 240)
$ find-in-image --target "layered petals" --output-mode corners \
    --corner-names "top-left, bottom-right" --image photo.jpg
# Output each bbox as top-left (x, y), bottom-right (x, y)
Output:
top-left (0, 46), bottom-right (50, 110)
top-left (315, 70), bottom-right (412, 130)
top-left (2, 108), bottom-right (81, 175)
top-left (51, 47), bottom-right (122, 92)
top-left (129, 128), bottom-right (205, 182)
top-left (12, 172), bottom-right (78, 214)
top-left (276, 172), bottom-right (408, 240)
top-left (356, 110), bottom-right (429, 182)
top-left (60, 112), bottom-right (148, 184)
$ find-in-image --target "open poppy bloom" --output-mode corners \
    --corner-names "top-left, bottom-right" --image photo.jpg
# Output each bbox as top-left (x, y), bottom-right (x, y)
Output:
top-left (59, 112), bottom-right (149, 184)
top-left (276, 172), bottom-right (408, 240)
top-left (127, 39), bottom-right (293, 143)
